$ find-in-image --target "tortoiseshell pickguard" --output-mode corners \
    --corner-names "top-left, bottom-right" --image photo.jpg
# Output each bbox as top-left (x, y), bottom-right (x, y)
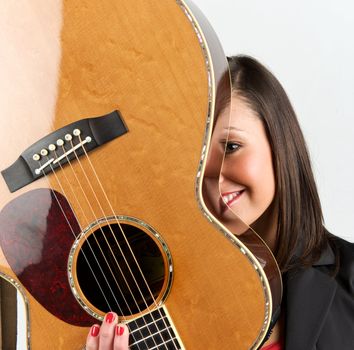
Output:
top-left (0, 188), bottom-right (96, 326)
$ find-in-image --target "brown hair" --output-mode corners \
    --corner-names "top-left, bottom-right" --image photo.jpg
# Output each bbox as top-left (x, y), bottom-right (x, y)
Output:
top-left (227, 55), bottom-right (328, 271)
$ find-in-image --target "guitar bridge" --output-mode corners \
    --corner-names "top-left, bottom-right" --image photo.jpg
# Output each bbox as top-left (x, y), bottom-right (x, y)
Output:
top-left (1, 110), bottom-right (128, 192)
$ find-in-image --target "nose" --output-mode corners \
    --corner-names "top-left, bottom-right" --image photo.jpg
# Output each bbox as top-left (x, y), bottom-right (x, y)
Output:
top-left (219, 171), bottom-right (226, 184)
top-left (204, 150), bottom-right (223, 178)
top-left (219, 160), bottom-right (236, 188)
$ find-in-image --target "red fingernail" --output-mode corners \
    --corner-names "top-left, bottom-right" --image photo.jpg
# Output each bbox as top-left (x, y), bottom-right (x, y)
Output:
top-left (116, 325), bottom-right (124, 336)
top-left (106, 312), bottom-right (115, 323)
top-left (91, 325), bottom-right (100, 337)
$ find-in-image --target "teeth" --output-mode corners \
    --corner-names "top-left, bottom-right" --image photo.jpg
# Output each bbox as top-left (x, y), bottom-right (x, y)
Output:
top-left (222, 191), bottom-right (241, 204)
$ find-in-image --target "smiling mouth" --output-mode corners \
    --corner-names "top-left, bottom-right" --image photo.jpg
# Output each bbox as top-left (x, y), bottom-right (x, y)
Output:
top-left (221, 190), bottom-right (244, 208)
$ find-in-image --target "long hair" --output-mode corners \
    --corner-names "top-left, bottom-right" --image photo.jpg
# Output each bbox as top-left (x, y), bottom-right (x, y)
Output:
top-left (227, 55), bottom-right (328, 271)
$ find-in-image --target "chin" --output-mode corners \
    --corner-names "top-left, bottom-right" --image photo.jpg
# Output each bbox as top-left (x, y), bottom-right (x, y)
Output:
top-left (216, 211), bottom-right (250, 235)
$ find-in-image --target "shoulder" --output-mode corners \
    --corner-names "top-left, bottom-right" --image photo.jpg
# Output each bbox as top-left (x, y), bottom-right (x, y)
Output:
top-left (330, 234), bottom-right (354, 256)
top-left (329, 234), bottom-right (354, 295)
top-left (329, 234), bottom-right (354, 263)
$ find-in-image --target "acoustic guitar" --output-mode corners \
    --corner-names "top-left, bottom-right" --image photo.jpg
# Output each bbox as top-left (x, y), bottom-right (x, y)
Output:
top-left (0, 1), bottom-right (278, 348)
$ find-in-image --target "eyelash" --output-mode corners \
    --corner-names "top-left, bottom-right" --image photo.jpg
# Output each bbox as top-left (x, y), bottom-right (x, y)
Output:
top-left (221, 141), bottom-right (241, 154)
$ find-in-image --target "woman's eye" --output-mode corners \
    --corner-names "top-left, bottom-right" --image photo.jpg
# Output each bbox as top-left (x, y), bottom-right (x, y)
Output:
top-left (225, 142), bottom-right (240, 154)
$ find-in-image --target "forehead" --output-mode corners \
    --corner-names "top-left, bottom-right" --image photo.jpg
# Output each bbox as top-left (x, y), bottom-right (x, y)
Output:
top-left (215, 96), bottom-right (262, 134)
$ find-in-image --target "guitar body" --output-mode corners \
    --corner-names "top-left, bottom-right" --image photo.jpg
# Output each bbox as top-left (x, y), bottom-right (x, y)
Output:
top-left (0, 1), bottom-right (272, 349)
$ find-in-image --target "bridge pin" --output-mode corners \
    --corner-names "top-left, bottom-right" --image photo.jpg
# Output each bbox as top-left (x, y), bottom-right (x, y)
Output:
top-left (33, 154), bottom-right (41, 161)
top-left (57, 139), bottom-right (64, 147)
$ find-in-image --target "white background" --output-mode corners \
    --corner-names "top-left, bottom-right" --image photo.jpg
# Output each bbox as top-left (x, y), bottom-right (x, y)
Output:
top-left (192, 0), bottom-right (354, 242)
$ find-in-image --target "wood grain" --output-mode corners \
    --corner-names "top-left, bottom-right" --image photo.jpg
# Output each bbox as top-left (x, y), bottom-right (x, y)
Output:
top-left (0, 0), bottom-right (270, 348)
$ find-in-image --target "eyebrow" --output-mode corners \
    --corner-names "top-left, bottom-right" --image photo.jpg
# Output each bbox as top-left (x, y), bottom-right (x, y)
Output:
top-left (223, 126), bottom-right (246, 132)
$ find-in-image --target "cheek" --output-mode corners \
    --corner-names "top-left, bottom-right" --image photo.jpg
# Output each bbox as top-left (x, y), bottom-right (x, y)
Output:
top-left (225, 151), bottom-right (275, 199)
top-left (249, 152), bottom-right (276, 205)
top-left (223, 152), bottom-right (262, 185)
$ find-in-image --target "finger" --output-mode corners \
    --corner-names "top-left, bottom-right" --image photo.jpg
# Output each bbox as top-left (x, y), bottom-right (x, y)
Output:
top-left (98, 312), bottom-right (118, 350)
top-left (114, 324), bottom-right (130, 350)
top-left (86, 324), bottom-right (100, 350)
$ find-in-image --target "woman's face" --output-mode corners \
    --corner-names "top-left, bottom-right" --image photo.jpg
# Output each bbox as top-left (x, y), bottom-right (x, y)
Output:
top-left (203, 96), bottom-right (276, 234)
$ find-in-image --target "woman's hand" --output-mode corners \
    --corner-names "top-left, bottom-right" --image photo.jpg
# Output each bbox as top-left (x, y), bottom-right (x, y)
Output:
top-left (86, 312), bottom-right (130, 350)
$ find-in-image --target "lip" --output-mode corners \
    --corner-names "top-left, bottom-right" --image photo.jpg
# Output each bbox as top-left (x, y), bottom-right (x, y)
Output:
top-left (220, 190), bottom-right (244, 211)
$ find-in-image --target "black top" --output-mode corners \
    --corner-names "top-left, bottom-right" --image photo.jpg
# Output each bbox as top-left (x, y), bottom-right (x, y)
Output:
top-left (283, 235), bottom-right (354, 349)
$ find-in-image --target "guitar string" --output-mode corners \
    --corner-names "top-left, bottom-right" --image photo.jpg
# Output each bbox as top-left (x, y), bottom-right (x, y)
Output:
top-left (44, 159), bottom-right (121, 308)
top-left (128, 309), bottom-right (177, 349)
top-left (76, 134), bottom-right (179, 349)
top-left (40, 144), bottom-right (177, 350)
top-left (37, 162), bottom-right (113, 311)
top-left (56, 143), bottom-right (159, 349)
top-left (40, 132), bottom-right (176, 349)
top-left (40, 163), bottom-right (147, 350)
top-left (50, 153), bottom-right (135, 316)
top-left (131, 336), bottom-right (178, 350)
top-left (54, 148), bottom-right (152, 349)
top-left (74, 134), bottom-right (178, 349)
top-left (51, 149), bottom-right (151, 350)
top-left (53, 149), bottom-right (141, 315)
top-left (67, 139), bottom-right (167, 350)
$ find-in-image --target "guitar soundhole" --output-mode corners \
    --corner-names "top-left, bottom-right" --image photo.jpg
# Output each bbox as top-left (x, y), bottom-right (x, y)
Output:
top-left (76, 221), bottom-right (168, 317)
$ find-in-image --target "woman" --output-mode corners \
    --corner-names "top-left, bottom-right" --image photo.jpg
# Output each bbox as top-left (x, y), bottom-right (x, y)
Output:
top-left (85, 56), bottom-right (354, 350)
